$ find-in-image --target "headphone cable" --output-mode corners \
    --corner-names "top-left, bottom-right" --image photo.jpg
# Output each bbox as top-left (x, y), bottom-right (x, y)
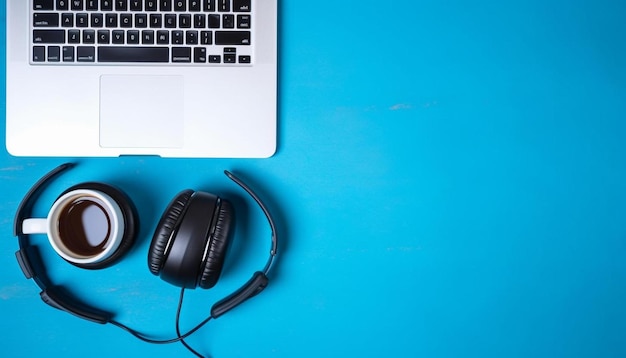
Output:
top-left (109, 287), bottom-right (212, 355)
top-left (176, 288), bottom-right (206, 358)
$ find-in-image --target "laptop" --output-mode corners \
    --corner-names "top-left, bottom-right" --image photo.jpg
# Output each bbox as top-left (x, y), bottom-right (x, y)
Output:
top-left (6, 0), bottom-right (277, 158)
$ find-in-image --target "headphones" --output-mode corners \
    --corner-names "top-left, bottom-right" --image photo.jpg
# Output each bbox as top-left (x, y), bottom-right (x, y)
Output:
top-left (13, 163), bottom-right (278, 355)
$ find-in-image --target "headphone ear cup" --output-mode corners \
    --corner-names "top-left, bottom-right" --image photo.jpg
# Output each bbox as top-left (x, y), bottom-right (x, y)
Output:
top-left (148, 190), bottom-right (194, 275)
top-left (198, 199), bottom-right (234, 289)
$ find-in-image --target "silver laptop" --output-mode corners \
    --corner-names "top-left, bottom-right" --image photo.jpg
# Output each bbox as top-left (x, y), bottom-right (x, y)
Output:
top-left (6, 0), bottom-right (277, 158)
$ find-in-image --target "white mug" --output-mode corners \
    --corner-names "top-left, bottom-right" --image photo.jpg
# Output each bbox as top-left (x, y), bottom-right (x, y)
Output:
top-left (22, 189), bottom-right (125, 266)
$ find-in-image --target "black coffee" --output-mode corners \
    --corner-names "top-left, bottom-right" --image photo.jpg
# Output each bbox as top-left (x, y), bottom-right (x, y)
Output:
top-left (58, 198), bottom-right (112, 257)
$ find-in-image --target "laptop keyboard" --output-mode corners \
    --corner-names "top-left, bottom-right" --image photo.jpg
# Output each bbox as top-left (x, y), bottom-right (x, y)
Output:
top-left (31, 0), bottom-right (253, 65)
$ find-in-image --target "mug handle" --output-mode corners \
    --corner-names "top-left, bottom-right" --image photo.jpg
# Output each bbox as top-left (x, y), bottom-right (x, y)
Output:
top-left (22, 218), bottom-right (47, 235)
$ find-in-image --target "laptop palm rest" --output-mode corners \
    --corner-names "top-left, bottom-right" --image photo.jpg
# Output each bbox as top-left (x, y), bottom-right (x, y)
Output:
top-left (99, 75), bottom-right (184, 149)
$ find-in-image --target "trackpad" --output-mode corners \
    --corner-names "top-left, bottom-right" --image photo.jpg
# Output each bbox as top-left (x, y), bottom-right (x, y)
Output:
top-left (100, 75), bottom-right (184, 148)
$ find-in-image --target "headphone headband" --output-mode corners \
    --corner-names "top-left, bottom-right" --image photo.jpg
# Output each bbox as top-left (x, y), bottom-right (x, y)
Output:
top-left (14, 163), bottom-right (111, 323)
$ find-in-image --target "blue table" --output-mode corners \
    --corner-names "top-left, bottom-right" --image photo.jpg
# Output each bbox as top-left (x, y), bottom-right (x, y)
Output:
top-left (2, 1), bottom-right (626, 357)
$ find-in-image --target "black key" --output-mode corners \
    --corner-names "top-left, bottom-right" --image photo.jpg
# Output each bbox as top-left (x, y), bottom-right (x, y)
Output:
top-left (71, 0), bottom-right (84, 10)
top-left (101, 0), bottom-right (113, 11)
top-left (33, 30), bottom-right (65, 44)
top-left (34, 0), bottom-right (54, 10)
top-left (63, 46), bottom-right (75, 62)
top-left (179, 14), bottom-right (191, 28)
top-left (135, 13), bottom-right (148, 28)
top-left (68, 29), bottom-right (80, 43)
top-left (97, 29), bottom-right (110, 43)
top-left (200, 30), bottom-right (212, 44)
top-left (218, 0), bottom-right (229, 12)
top-left (194, 14), bottom-right (206, 28)
top-left (194, 47), bottom-right (206, 62)
top-left (160, 0), bottom-right (172, 11)
top-left (105, 13), bottom-right (118, 27)
top-left (172, 30), bottom-right (184, 44)
top-left (112, 30), bottom-right (124, 44)
top-left (76, 13), bottom-right (89, 27)
top-left (165, 14), bottom-right (177, 28)
top-left (237, 14), bottom-right (250, 29)
top-left (129, 0), bottom-right (141, 10)
top-left (115, 0), bottom-right (127, 11)
top-left (77, 46), bottom-right (96, 62)
top-left (57, 0), bottom-right (69, 10)
top-left (174, 0), bottom-right (186, 11)
top-left (189, 0), bottom-right (201, 11)
top-left (238, 55), bottom-right (250, 63)
top-left (224, 53), bottom-right (235, 63)
top-left (145, 0), bottom-right (158, 10)
top-left (91, 13), bottom-right (103, 27)
top-left (208, 54), bottom-right (220, 63)
top-left (61, 13), bottom-right (74, 27)
top-left (83, 30), bottom-right (95, 43)
top-left (150, 14), bottom-right (162, 28)
top-left (33, 46), bottom-right (46, 62)
top-left (215, 31), bottom-right (250, 45)
top-left (233, 0), bottom-right (250, 12)
top-left (120, 14), bottom-right (133, 27)
top-left (207, 14), bottom-right (220, 28)
top-left (156, 30), bottom-right (169, 44)
top-left (127, 30), bottom-right (140, 44)
top-left (99, 47), bottom-right (169, 62)
top-left (33, 13), bottom-right (59, 27)
top-left (203, 0), bottom-right (215, 12)
top-left (223, 14), bottom-right (234, 29)
top-left (142, 30), bottom-right (155, 44)
top-left (186, 30), bottom-right (198, 44)
top-left (86, 0), bottom-right (99, 10)
top-left (172, 47), bottom-right (191, 62)
top-left (48, 46), bottom-right (61, 61)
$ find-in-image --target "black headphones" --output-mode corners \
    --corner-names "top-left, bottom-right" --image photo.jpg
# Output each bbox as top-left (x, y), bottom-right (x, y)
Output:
top-left (13, 163), bottom-right (278, 355)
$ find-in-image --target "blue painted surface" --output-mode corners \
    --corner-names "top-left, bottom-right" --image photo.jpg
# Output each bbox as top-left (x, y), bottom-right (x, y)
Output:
top-left (1, 0), bottom-right (626, 357)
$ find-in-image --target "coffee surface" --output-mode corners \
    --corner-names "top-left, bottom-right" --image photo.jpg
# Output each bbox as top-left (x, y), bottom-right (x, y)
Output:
top-left (58, 198), bottom-right (111, 257)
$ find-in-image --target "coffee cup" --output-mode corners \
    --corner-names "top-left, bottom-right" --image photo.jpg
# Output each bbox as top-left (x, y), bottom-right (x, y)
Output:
top-left (22, 188), bottom-right (125, 266)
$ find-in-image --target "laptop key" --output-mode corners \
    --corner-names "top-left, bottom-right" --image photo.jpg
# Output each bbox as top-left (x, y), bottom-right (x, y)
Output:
top-left (63, 46), bottom-right (75, 62)
top-left (77, 46), bottom-right (96, 62)
top-left (115, 0), bottom-right (127, 11)
top-left (48, 46), bottom-right (61, 62)
top-left (33, 30), bottom-right (65, 44)
top-left (160, 0), bottom-right (172, 11)
top-left (194, 47), bottom-right (207, 62)
top-left (237, 14), bottom-right (250, 29)
top-left (189, 0), bottom-right (201, 11)
top-left (33, 13), bottom-right (60, 27)
top-left (145, 0), bottom-right (158, 11)
top-left (71, 0), bottom-right (84, 10)
top-left (172, 47), bottom-right (192, 62)
top-left (224, 53), bottom-right (235, 63)
top-left (203, 0), bottom-right (216, 11)
top-left (233, 0), bottom-right (250, 12)
top-left (33, 46), bottom-right (46, 62)
top-left (86, 0), bottom-right (99, 10)
top-left (101, 0), bottom-right (113, 10)
top-left (215, 31), bottom-right (250, 45)
top-left (112, 30), bottom-right (125, 43)
top-left (34, 0), bottom-right (54, 10)
top-left (98, 46), bottom-right (169, 62)
top-left (218, 0), bottom-right (230, 12)
top-left (57, 0), bottom-right (70, 10)
top-left (68, 30), bottom-right (80, 43)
